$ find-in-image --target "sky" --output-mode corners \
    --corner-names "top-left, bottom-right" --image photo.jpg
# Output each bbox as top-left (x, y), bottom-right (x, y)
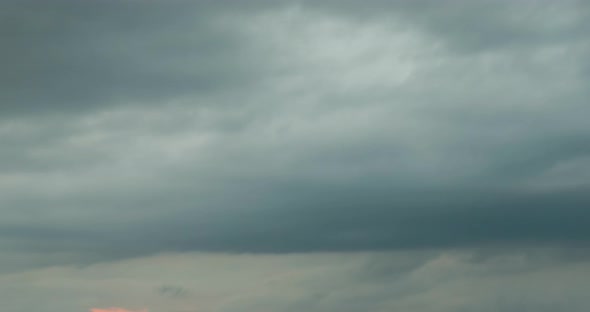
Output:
top-left (1, 0), bottom-right (590, 311)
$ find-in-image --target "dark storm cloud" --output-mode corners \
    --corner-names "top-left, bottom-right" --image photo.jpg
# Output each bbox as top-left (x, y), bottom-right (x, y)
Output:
top-left (1, 0), bottom-right (590, 269)
top-left (101, 185), bottom-right (590, 254)
top-left (0, 0), bottom-right (287, 117)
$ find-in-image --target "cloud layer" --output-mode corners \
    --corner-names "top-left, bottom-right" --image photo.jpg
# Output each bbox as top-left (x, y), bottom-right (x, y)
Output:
top-left (1, 0), bottom-right (590, 270)
top-left (2, 2), bottom-right (590, 311)
top-left (2, 250), bottom-right (590, 312)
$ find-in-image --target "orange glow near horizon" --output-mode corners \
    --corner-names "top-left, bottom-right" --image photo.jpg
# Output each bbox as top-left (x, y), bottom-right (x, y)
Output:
top-left (91, 308), bottom-right (147, 312)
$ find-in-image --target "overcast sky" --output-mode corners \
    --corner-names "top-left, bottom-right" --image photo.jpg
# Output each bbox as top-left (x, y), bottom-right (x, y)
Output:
top-left (2, 1), bottom-right (590, 311)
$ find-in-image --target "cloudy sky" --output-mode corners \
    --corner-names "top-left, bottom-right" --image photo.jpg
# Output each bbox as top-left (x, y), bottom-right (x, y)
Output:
top-left (2, 0), bottom-right (590, 311)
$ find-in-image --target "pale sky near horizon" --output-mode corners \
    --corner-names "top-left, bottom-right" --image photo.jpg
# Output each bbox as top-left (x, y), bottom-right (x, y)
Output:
top-left (2, 0), bottom-right (590, 311)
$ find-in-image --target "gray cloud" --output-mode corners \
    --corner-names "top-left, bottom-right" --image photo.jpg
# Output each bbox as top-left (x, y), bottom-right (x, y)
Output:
top-left (157, 285), bottom-right (189, 299)
top-left (307, 0), bottom-right (590, 51)
top-left (2, 250), bottom-right (590, 312)
top-left (0, 0), bottom-right (285, 118)
top-left (1, 0), bottom-right (590, 271)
